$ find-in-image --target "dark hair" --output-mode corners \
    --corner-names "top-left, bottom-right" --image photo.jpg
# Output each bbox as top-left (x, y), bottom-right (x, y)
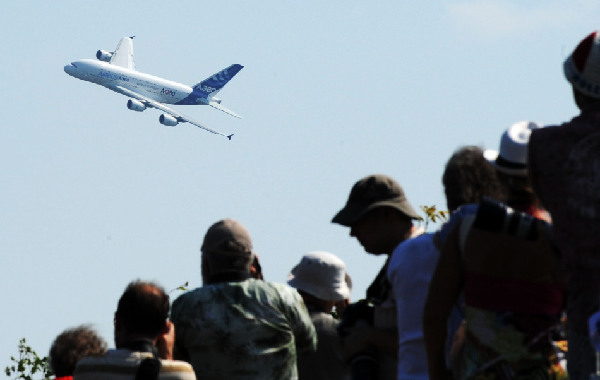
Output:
top-left (116, 280), bottom-right (169, 338)
top-left (496, 171), bottom-right (538, 207)
top-left (49, 325), bottom-right (107, 377)
top-left (442, 146), bottom-right (507, 212)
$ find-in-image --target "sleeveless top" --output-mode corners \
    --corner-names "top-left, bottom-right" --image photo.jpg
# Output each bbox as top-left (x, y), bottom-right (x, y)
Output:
top-left (456, 198), bottom-right (566, 380)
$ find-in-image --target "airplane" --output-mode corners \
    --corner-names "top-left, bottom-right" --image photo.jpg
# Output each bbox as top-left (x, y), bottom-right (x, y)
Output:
top-left (64, 37), bottom-right (243, 140)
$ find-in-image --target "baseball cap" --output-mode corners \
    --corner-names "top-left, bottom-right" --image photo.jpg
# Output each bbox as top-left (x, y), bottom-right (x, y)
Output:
top-left (201, 218), bottom-right (253, 256)
top-left (332, 174), bottom-right (420, 226)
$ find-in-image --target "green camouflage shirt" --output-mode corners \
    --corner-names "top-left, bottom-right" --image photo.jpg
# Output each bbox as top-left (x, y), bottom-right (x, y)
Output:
top-left (171, 279), bottom-right (317, 380)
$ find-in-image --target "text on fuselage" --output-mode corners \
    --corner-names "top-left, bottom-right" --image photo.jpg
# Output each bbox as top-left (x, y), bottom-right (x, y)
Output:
top-left (161, 88), bottom-right (176, 96)
top-left (99, 70), bottom-right (129, 82)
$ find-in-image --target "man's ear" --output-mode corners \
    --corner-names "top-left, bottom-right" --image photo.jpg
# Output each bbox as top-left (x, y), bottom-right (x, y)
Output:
top-left (153, 320), bottom-right (170, 346)
top-left (114, 312), bottom-right (122, 330)
top-left (201, 254), bottom-right (211, 285)
top-left (160, 320), bottom-right (170, 335)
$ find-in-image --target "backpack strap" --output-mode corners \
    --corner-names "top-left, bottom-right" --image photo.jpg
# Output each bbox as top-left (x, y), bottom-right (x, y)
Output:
top-left (458, 214), bottom-right (475, 259)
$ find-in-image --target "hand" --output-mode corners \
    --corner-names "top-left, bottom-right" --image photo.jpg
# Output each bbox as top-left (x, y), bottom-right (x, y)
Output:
top-left (250, 255), bottom-right (264, 280)
top-left (449, 320), bottom-right (466, 365)
top-left (155, 320), bottom-right (175, 360)
top-left (334, 299), bottom-right (350, 317)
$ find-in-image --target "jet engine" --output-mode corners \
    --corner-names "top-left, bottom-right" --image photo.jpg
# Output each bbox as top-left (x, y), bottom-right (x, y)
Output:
top-left (127, 99), bottom-right (146, 112)
top-left (159, 114), bottom-right (178, 127)
top-left (96, 50), bottom-right (113, 62)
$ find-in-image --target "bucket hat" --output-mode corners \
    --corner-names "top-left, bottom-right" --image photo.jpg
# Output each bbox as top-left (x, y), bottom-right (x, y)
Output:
top-left (332, 174), bottom-right (420, 227)
top-left (287, 251), bottom-right (351, 302)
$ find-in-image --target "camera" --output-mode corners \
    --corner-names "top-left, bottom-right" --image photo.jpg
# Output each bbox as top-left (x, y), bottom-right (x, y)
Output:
top-left (337, 300), bottom-right (375, 336)
top-left (338, 300), bottom-right (379, 380)
top-left (474, 196), bottom-right (539, 240)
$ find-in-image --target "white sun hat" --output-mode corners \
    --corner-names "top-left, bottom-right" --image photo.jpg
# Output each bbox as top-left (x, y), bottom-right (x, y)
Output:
top-left (484, 120), bottom-right (542, 177)
top-left (287, 251), bottom-right (351, 302)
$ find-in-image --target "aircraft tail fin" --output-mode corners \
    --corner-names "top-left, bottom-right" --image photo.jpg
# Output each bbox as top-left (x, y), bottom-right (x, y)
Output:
top-left (193, 64), bottom-right (243, 97)
top-left (110, 37), bottom-right (135, 70)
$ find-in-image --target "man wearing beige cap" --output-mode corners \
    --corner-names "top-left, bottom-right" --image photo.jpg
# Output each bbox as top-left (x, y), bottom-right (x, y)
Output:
top-left (171, 219), bottom-right (317, 380)
top-left (288, 251), bottom-right (352, 380)
top-left (332, 175), bottom-right (421, 380)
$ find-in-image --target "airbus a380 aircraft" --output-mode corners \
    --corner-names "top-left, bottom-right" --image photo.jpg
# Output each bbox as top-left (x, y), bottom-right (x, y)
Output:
top-left (64, 37), bottom-right (243, 140)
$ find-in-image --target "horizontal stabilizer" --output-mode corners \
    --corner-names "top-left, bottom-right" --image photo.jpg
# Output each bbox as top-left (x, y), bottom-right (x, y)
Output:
top-left (209, 101), bottom-right (242, 119)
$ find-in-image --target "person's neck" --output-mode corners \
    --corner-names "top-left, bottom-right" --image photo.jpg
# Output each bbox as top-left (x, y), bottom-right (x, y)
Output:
top-left (117, 338), bottom-right (158, 355)
top-left (116, 333), bottom-right (156, 349)
top-left (205, 271), bottom-right (250, 285)
top-left (387, 227), bottom-right (415, 252)
top-left (574, 89), bottom-right (600, 112)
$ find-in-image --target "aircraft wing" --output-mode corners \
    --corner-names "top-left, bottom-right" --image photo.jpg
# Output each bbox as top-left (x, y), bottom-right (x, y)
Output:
top-left (110, 37), bottom-right (135, 70)
top-left (113, 86), bottom-right (233, 140)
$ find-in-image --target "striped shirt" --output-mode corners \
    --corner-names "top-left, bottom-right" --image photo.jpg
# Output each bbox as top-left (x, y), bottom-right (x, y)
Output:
top-left (74, 349), bottom-right (196, 380)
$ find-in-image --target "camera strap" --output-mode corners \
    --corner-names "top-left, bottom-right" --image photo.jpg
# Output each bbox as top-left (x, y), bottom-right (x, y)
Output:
top-left (366, 261), bottom-right (391, 305)
top-left (121, 339), bottom-right (162, 380)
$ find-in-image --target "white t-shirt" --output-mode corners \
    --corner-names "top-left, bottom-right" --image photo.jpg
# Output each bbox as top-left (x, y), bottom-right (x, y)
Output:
top-left (387, 233), bottom-right (439, 380)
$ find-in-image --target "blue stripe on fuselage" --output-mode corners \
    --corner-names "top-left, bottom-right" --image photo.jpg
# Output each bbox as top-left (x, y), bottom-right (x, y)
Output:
top-left (175, 91), bottom-right (208, 105)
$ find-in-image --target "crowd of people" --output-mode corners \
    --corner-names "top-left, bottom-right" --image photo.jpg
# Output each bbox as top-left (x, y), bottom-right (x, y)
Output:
top-left (45, 31), bottom-right (600, 380)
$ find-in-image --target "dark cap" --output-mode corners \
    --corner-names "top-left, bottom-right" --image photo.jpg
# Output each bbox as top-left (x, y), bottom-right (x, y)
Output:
top-left (201, 218), bottom-right (253, 255)
top-left (332, 174), bottom-right (420, 226)
top-left (201, 219), bottom-right (254, 275)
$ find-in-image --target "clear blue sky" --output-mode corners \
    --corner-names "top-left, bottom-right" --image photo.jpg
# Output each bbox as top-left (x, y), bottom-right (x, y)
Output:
top-left (1, 0), bottom-right (597, 370)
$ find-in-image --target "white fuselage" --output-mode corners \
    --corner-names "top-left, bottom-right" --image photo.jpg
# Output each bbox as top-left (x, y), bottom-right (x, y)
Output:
top-left (64, 59), bottom-right (199, 105)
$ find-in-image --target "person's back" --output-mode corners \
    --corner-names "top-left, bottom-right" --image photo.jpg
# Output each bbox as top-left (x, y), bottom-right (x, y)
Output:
top-left (172, 278), bottom-right (315, 380)
top-left (171, 219), bottom-right (316, 380)
top-left (299, 310), bottom-right (349, 380)
top-left (530, 112), bottom-right (600, 252)
top-left (74, 350), bottom-right (195, 380)
top-left (455, 198), bottom-right (565, 379)
top-left (528, 30), bottom-right (600, 379)
top-left (424, 126), bottom-right (567, 380)
top-left (73, 280), bottom-right (196, 380)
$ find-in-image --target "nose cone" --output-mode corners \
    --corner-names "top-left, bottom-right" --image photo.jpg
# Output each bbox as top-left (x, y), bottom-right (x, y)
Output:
top-left (64, 62), bottom-right (78, 77)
